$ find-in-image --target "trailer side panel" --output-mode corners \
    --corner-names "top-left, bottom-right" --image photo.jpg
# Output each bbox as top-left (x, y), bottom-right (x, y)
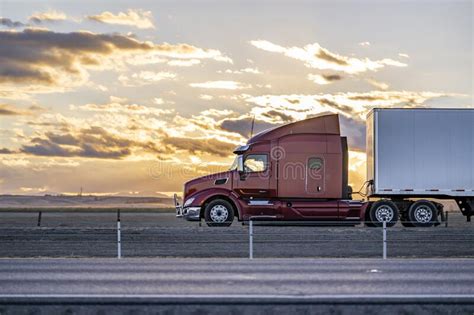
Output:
top-left (367, 108), bottom-right (474, 197)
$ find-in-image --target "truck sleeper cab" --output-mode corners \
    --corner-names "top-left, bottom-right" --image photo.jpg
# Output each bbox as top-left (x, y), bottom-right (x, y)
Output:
top-left (176, 109), bottom-right (474, 227)
top-left (175, 113), bottom-right (368, 226)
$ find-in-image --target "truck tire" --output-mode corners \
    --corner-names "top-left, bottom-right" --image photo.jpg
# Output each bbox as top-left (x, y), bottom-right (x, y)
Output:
top-left (408, 200), bottom-right (437, 227)
top-left (204, 199), bottom-right (234, 227)
top-left (368, 200), bottom-right (399, 227)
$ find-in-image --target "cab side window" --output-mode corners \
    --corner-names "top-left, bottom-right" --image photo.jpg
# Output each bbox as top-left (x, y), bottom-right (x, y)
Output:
top-left (244, 154), bottom-right (268, 173)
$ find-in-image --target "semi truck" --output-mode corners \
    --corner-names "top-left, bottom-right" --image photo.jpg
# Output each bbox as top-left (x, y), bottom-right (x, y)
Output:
top-left (175, 108), bottom-right (474, 227)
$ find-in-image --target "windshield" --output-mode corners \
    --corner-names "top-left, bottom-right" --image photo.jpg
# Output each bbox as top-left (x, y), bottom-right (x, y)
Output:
top-left (229, 155), bottom-right (239, 170)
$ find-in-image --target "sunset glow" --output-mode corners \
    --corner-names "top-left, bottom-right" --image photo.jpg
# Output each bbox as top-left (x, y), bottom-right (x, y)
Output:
top-left (0, 1), bottom-right (471, 196)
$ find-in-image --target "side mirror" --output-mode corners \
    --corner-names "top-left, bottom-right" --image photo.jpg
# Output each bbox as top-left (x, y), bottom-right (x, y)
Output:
top-left (237, 155), bottom-right (244, 173)
top-left (237, 155), bottom-right (246, 180)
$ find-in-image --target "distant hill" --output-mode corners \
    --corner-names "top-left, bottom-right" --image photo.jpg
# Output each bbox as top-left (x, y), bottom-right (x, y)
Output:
top-left (0, 195), bottom-right (174, 209)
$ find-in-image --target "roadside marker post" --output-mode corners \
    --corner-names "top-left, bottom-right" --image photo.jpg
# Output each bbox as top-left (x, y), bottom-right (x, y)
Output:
top-left (248, 216), bottom-right (277, 260)
top-left (382, 219), bottom-right (387, 260)
top-left (117, 209), bottom-right (122, 259)
top-left (249, 219), bottom-right (253, 260)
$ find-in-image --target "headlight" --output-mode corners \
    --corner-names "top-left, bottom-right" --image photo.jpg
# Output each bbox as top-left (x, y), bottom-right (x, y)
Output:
top-left (183, 197), bottom-right (195, 207)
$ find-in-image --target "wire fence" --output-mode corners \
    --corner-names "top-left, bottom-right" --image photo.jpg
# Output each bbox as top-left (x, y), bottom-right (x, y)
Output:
top-left (0, 209), bottom-right (473, 259)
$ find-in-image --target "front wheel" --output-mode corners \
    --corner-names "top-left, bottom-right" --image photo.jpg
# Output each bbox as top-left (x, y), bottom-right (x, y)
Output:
top-left (368, 200), bottom-right (399, 227)
top-left (204, 199), bottom-right (234, 227)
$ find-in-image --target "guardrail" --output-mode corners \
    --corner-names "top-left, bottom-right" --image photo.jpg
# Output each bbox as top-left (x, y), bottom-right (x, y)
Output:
top-left (0, 209), bottom-right (472, 259)
top-left (0, 208), bottom-right (165, 259)
top-left (247, 215), bottom-right (391, 260)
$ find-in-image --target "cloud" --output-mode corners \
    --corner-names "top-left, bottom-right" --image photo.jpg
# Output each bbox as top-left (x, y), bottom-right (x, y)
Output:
top-left (0, 18), bottom-right (27, 28)
top-left (190, 80), bottom-right (251, 90)
top-left (199, 94), bottom-right (214, 100)
top-left (366, 79), bottom-right (389, 90)
top-left (29, 10), bottom-right (68, 23)
top-left (167, 59), bottom-right (201, 67)
top-left (0, 104), bottom-right (27, 116)
top-left (348, 150), bottom-right (366, 189)
top-left (0, 29), bottom-right (153, 91)
top-left (20, 127), bottom-right (145, 159)
top-left (250, 40), bottom-right (407, 74)
top-left (359, 41), bottom-right (371, 46)
top-left (245, 90), bottom-right (458, 122)
top-left (153, 98), bottom-right (164, 105)
top-left (220, 112), bottom-right (365, 151)
top-left (398, 53), bottom-right (410, 58)
top-left (339, 115), bottom-right (366, 150)
top-left (162, 136), bottom-right (235, 157)
top-left (307, 73), bottom-right (343, 85)
top-left (0, 148), bottom-right (15, 154)
top-left (147, 44), bottom-right (232, 63)
top-left (118, 71), bottom-right (177, 86)
top-left (87, 9), bottom-right (155, 29)
top-left (219, 67), bottom-right (262, 74)
top-left (9, 99), bottom-right (248, 161)
top-left (0, 29), bottom-right (232, 94)
top-left (16, 88), bottom-right (445, 165)
top-left (218, 117), bottom-right (255, 137)
top-left (70, 101), bottom-right (174, 116)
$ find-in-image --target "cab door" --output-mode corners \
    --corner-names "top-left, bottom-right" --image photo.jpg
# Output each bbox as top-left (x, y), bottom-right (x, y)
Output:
top-left (233, 153), bottom-right (271, 198)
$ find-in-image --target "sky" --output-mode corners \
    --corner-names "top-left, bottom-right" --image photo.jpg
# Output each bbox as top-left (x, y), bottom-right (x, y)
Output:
top-left (0, 0), bottom-right (472, 196)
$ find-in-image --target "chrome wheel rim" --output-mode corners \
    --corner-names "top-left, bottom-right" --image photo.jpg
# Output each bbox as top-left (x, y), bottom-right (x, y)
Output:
top-left (375, 205), bottom-right (394, 222)
top-left (414, 205), bottom-right (433, 223)
top-left (210, 204), bottom-right (229, 223)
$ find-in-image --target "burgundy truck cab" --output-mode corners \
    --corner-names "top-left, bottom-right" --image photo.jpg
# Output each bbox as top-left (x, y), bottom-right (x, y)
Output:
top-left (175, 113), bottom-right (368, 226)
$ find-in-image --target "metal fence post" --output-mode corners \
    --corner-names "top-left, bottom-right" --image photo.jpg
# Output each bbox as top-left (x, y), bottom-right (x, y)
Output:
top-left (37, 211), bottom-right (42, 227)
top-left (117, 209), bottom-right (122, 259)
top-left (382, 219), bottom-right (387, 260)
top-left (249, 219), bottom-right (253, 259)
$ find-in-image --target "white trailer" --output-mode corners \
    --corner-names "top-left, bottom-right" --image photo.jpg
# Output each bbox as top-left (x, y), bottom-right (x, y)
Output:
top-left (365, 108), bottom-right (474, 227)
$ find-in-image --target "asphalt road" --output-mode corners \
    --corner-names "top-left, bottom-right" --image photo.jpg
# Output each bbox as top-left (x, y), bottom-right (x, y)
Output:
top-left (0, 258), bottom-right (473, 314)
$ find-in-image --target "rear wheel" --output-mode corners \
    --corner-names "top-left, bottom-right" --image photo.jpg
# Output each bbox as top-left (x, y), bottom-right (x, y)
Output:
top-left (204, 199), bottom-right (234, 227)
top-left (368, 200), bottom-right (399, 227)
top-left (408, 200), bottom-right (437, 227)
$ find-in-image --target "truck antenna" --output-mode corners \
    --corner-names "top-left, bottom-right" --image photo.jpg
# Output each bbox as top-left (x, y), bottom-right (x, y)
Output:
top-left (250, 115), bottom-right (255, 138)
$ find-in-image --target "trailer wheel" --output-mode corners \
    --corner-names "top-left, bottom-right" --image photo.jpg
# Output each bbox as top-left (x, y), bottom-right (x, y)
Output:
top-left (368, 200), bottom-right (399, 227)
top-left (204, 199), bottom-right (234, 227)
top-left (408, 200), bottom-right (437, 227)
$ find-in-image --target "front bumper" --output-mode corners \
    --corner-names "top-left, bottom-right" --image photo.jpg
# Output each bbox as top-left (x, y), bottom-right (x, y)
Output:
top-left (183, 207), bottom-right (201, 221)
top-left (176, 205), bottom-right (201, 221)
top-left (174, 193), bottom-right (201, 221)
